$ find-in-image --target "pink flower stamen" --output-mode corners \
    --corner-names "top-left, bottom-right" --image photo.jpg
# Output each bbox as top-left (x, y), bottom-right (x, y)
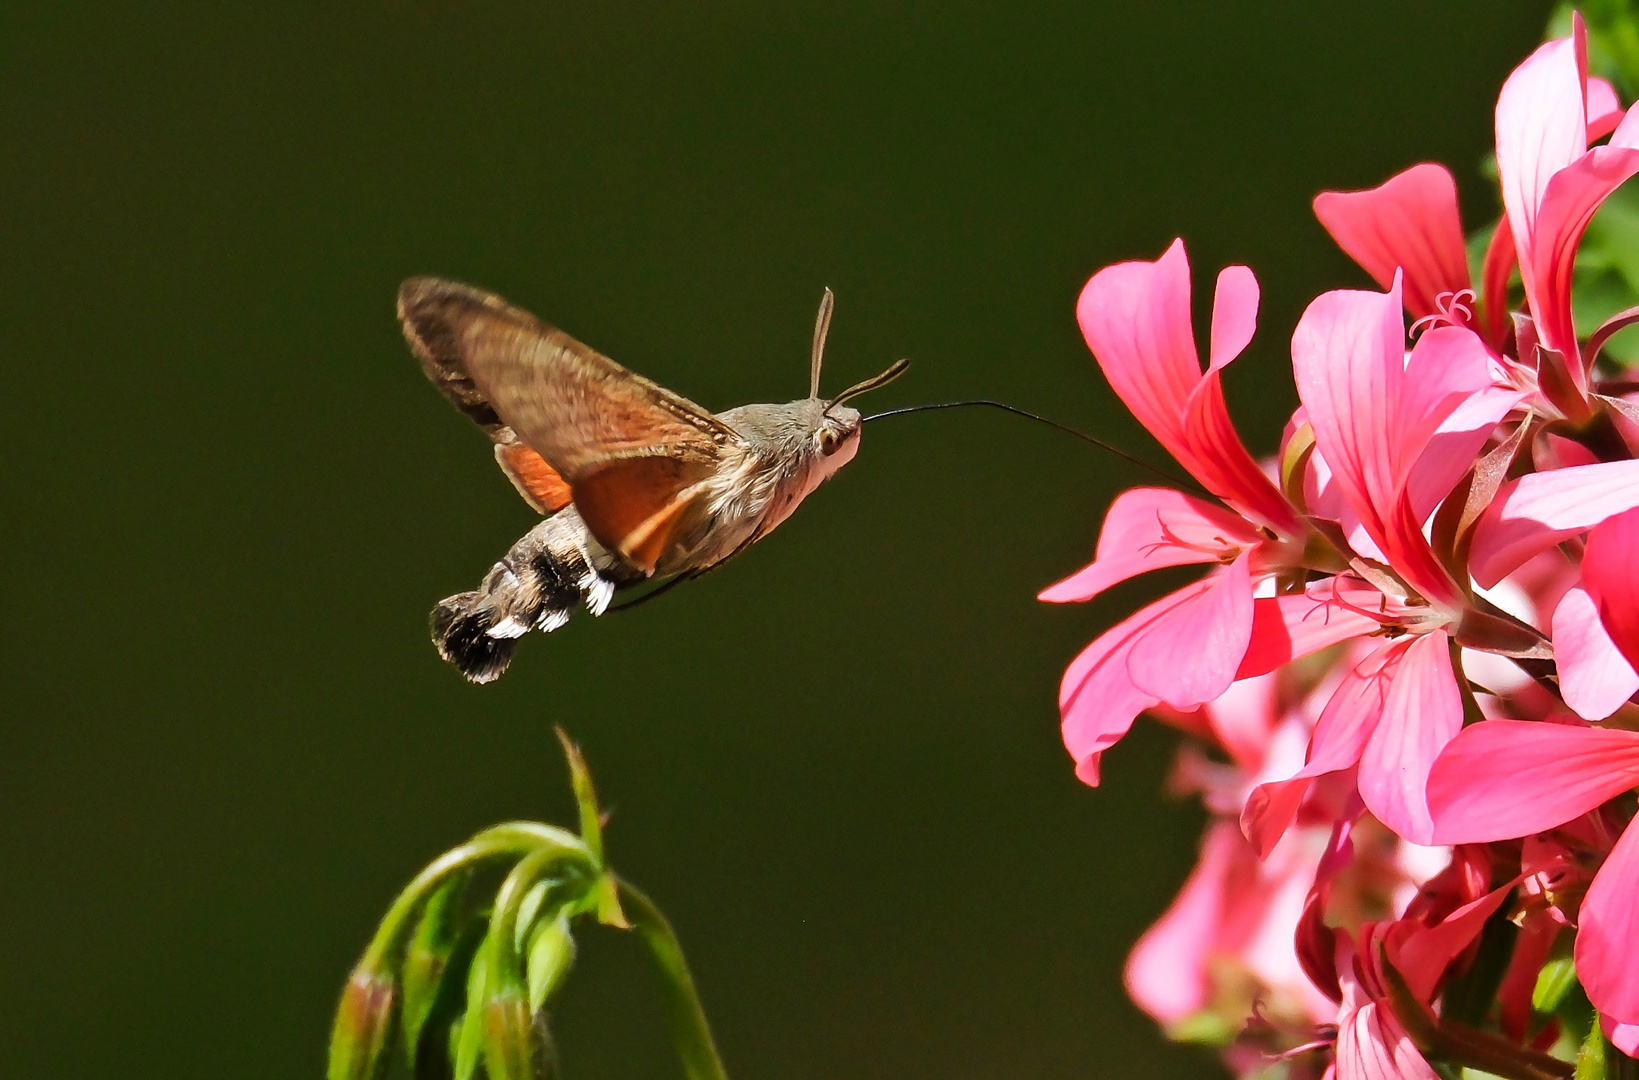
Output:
top-left (1408, 288), bottom-right (1477, 338)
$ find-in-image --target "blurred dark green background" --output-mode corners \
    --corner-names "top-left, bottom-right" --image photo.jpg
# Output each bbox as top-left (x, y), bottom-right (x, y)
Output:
top-left (2, 3), bottom-right (1545, 1077)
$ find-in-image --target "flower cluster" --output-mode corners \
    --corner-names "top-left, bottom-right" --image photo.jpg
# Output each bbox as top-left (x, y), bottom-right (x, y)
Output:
top-left (1049, 16), bottom-right (1639, 1077)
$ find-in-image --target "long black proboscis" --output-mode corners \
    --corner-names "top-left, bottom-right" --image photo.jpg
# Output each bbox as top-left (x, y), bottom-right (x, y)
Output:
top-left (863, 400), bottom-right (1203, 492)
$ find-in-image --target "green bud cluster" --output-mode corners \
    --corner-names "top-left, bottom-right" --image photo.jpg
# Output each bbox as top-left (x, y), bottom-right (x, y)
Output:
top-left (326, 729), bottom-right (728, 1080)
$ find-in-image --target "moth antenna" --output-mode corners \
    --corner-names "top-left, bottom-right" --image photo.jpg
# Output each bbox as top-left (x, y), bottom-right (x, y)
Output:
top-left (810, 287), bottom-right (835, 400)
top-left (863, 399), bottom-right (1202, 493)
top-left (825, 357), bottom-right (911, 415)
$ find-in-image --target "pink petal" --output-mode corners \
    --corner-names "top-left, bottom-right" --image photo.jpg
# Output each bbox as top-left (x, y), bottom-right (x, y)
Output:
top-left (1235, 589), bottom-right (1383, 679)
top-left (1481, 215), bottom-right (1517, 349)
top-left (1403, 384), bottom-right (1529, 524)
top-left (1060, 581), bottom-right (1228, 784)
top-left (1359, 631), bottom-right (1462, 845)
top-left (1242, 641), bottom-right (1402, 856)
top-left (1126, 551), bottom-right (1255, 707)
top-left (1209, 265), bottom-right (1259, 373)
top-left (1496, 31), bottom-right (1588, 274)
top-left (1124, 820), bottom-right (1241, 1023)
top-left (1336, 977), bottom-right (1440, 1080)
top-left (1427, 720), bottom-right (1639, 843)
top-left (1077, 238), bottom-right (1199, 455)
top-left (1181, 369), bottom-right (1302, 535)
top-left (1587, 77), bottom-right (1624, 141)
top-left (1038, 487), bottom-right (1255, 603)
top-left (1468, 460), bottom-right (1639, 587)
top-left (1551, 586), bottom-right (1639, 720)
top-left (1291, 284), bottom-right (1488, 606)
top-left (1578, 820), bottom-right (1639, 1028)
top-left (1605, 1017), bottom-right (1639, 1057)
top-left (1525, 144), bottom-right (1639, 364)
top-left (1313, 163), bottom-right (1471, 320)
top-left (1584, 507), bottom-right (1639, 670)
top-left (1387, 877), bottom-right (1520, 1004)
top-left (1077, 240), bottom-right (1298, 535)
top-left (1291, 282), bottom-right (1406, 531)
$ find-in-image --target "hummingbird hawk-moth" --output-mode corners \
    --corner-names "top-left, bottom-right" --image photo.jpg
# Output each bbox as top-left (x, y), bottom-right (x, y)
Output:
top-left (398, 278), bottom-right (908, 682)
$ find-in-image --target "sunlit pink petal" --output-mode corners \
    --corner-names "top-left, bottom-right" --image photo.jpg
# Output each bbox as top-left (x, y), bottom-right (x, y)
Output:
top-left (1468, 460), bottom-right (1639, 587)
top-left (1336, 975), bottom-right (1439, 1080)
top-left (1578, 820), bottom-right (1639, 1028)
top-left (1124, 820), bottom-right (1240, 1022)
top-left (1525, 143), bottom-right (1639, 365)
top-left (1552, 586), bottom-right (1639, 720)
top-left (1292, 283), bottom-right (1487, 606)
top-left (1588, 77), bottom-right (1625, 141)
top-left (1404, 384), bottom-right (1528, 523)
top-left (1427, 721), bottom-right (1639, 843)
top-left (1583, 506), bottom-right (1639, 669)
top-left (1235, 589), bottom-right (1385, 679)
top-left (1077, 239), bottom-right (1199, 453)
top-left (1038, 487), bottom-right (1255, 603)
top-left (1313, 163), bottom-right (1471, 320)
top-left (1242, 640), bottom-right (1402, 856)
top-left (1061, 578), bottom-right (1245, 785)
top-left (1208, 265), bottom-right (1259, 373)
top-left (1481, 215), bottom-right (1517, 349)
top-left (1126, 552), bottom-right (1255, 707)
top-left (1181, 372), bottom-right (1302, 535)
top-left (1605, 1018), bottom-right (1639, 1057)
top-left (1497, 27), bottom-right (1588, 301)
top-left (1358, 631), bottom-right (1461, 845)
top-left (1387, 876), bottom-right (1521, 1004)
top-left (1077, 240), bottom-right (1298, 534)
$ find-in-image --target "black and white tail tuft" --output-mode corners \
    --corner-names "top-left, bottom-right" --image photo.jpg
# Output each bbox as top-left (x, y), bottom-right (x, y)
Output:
top-left (429, 511), bottom-right (626, 683)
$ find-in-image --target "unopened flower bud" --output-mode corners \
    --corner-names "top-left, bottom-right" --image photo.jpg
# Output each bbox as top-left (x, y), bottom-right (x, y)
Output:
top-left (527, 913), bottom-right (577, 1012)
top-left (328, 966), bottom-right (398, 1080)
top-left (481, 981), bottom-right (537, 1080)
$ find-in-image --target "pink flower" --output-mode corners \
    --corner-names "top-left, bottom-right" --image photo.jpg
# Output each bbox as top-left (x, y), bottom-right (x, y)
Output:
top-left (1427, 720), bottom-right (1639, 1039)
top-left (1496, 13), bottom-right (1639, 408)
top-left (1049, 241), bottom-right (1319, 783)
top-left (1074, 239), bottom-right (1302, 537)
top-left (1290, 276), bottom-right (1496, 611)
top-left (1126, 820), bottom-right (1334, 1034)
top-left (1239, 280), bottom-right (1507, 847)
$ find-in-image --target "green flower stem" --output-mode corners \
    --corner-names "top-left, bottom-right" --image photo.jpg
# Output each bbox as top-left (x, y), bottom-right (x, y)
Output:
top-left (1381, 951), bottom-right (1573, 1080)
top-left (617, 877), bottom-right (730, 1080)
top-left (360, 822), bottom-right (591, 973)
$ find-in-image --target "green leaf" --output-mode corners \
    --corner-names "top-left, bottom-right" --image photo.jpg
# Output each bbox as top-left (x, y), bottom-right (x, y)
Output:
top-left (1534, 958), bottom-right (1581, 1016)
top-left (453, 952), bottom-right (488, 1080)
top-left (592, 873), bottom-right (629, 929)
top-left (1441, 903), bottom-right (1519, 1027)
top-left (401, 872), bottom-right (469, 1064)
top-left (556, 727), bottom-right (604, 866)
top-left (526, 913), bottom-right (577, 1013)
top-left (513, 879), bottom-right (550, 951)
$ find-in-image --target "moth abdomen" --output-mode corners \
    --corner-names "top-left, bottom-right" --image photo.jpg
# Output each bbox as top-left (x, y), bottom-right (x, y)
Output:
top-left (430, 590), bottom-right (519, 684)
top-left (429, 510), bottom-right (632, 683)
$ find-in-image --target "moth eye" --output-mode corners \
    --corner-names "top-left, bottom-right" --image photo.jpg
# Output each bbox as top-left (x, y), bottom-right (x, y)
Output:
top-left (819, 428), bottom-right (843, 455)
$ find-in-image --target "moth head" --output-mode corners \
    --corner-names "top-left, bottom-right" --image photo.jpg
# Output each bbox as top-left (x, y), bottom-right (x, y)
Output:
top-left (802, 287), bottom-right (908, 477)
top-left (814, 404), bottom-right (862, 471)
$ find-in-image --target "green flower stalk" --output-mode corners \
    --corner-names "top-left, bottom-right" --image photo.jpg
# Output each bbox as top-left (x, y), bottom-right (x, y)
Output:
top-left (327, 731), bottom-right (729, 1080)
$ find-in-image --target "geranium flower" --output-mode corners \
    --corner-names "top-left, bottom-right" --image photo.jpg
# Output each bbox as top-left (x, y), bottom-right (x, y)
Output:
top-left (1045, 240), bottom-right (1321, 784)
top-left (1496, 13), bottom-right (1639, 412)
